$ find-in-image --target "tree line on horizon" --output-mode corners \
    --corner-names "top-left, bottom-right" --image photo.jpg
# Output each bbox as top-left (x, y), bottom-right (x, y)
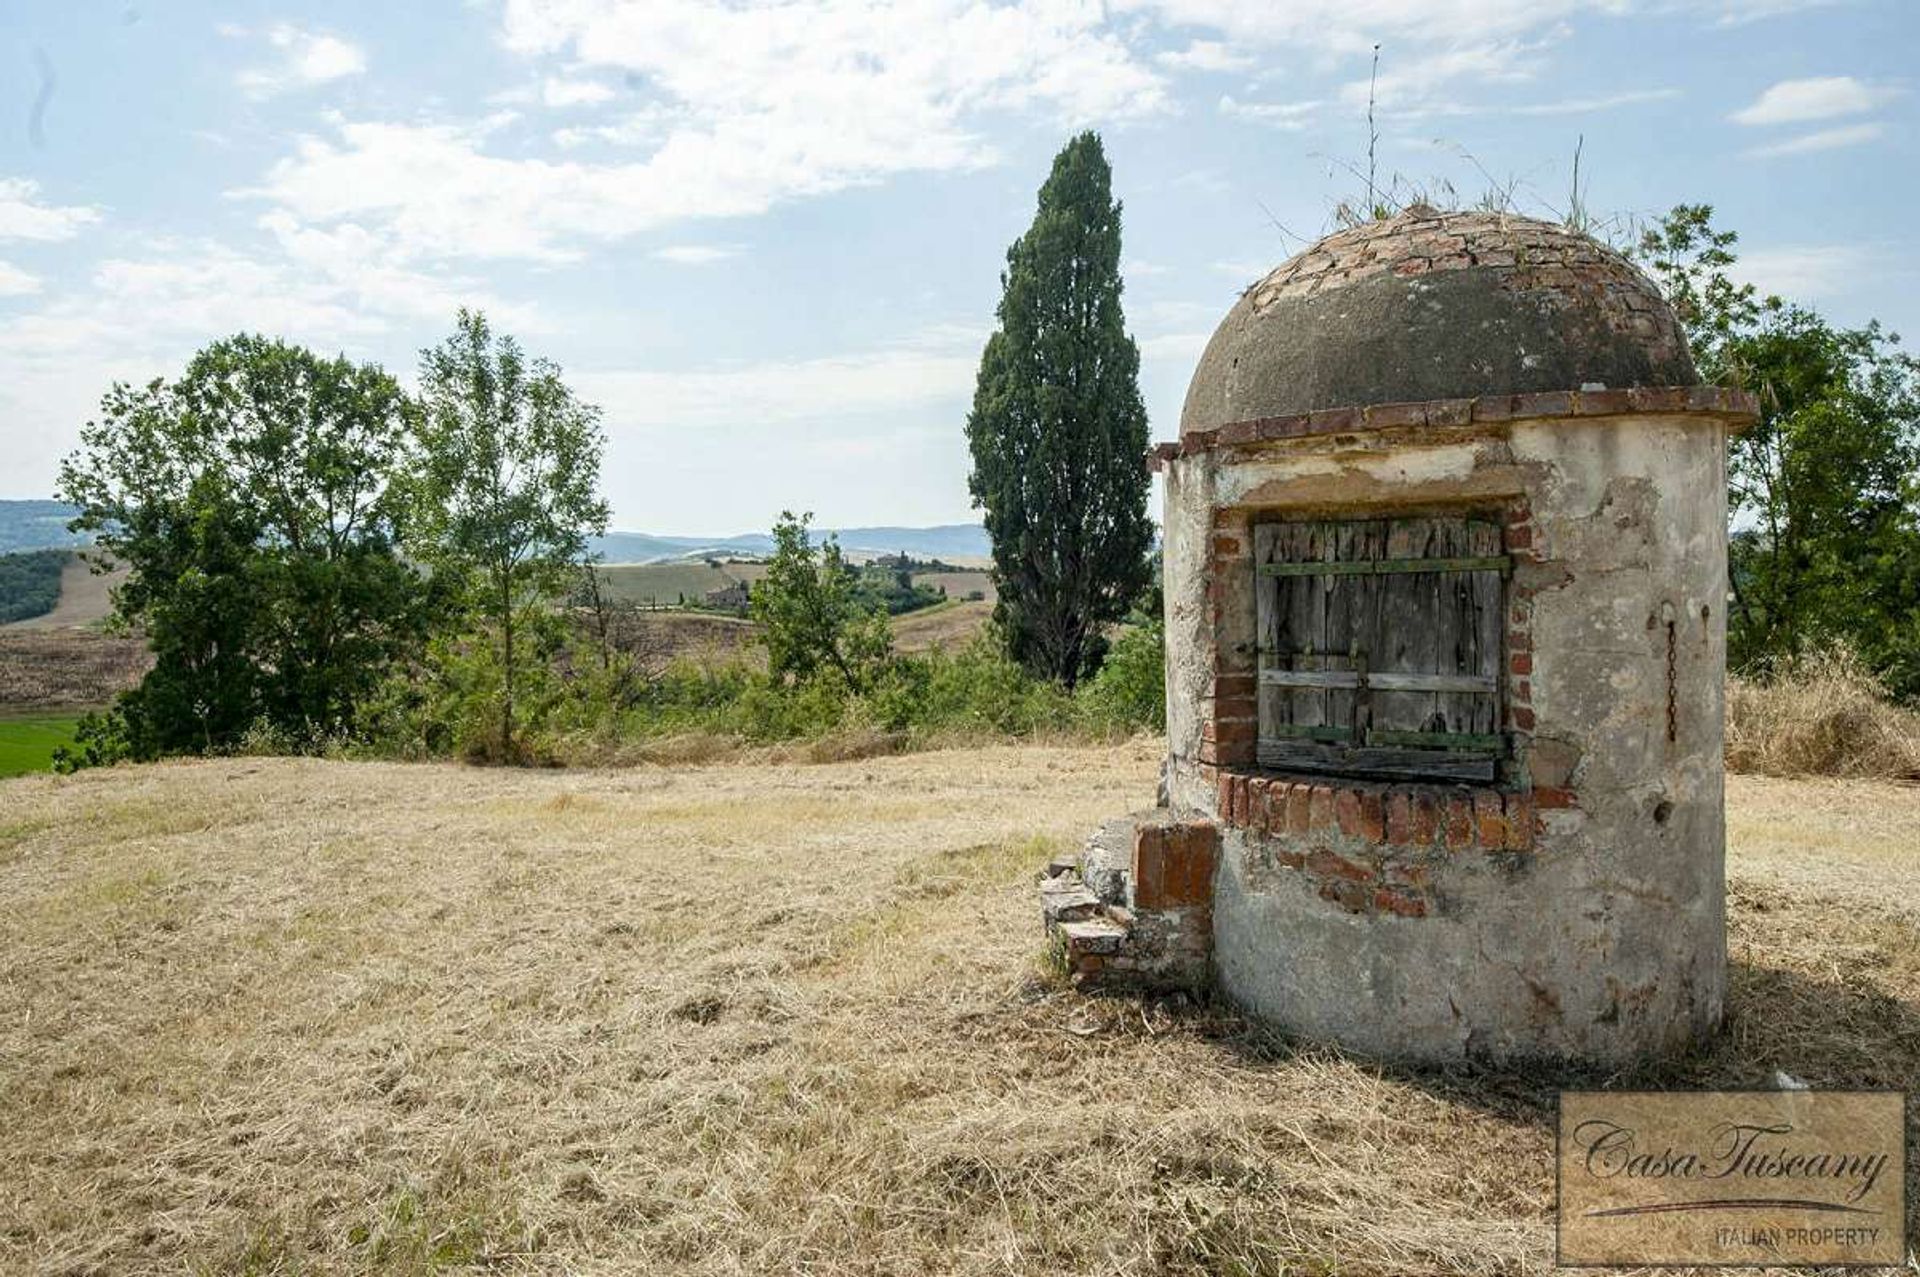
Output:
top-left (46, 131), bottom-right (1920, 770)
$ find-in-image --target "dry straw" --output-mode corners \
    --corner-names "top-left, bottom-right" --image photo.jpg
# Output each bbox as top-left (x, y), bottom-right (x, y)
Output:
top-left (1726, 648), bottom-right (1920, 780)
top-left (3, 741), bottom-right (1917, 1274)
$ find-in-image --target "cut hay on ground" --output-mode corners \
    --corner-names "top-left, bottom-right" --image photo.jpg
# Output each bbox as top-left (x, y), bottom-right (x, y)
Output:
top-left (2, 745), bottom-right (1918, 1274)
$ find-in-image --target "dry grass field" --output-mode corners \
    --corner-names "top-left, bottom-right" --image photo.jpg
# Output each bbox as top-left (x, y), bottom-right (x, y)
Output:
top-left (2, 745), bottom-right (1917, 1275)
top-left (891, 599), bottom-right (995, 653)
top-left (0, 630), bottom-right (149, 711)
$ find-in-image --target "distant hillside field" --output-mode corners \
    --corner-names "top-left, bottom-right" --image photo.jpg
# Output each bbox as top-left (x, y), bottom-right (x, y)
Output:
top-left (1, 555), bottom-right (126, 631)
top-left (590, 522), bottom-right (991, 564)
top-left (596, 561), bottom-right (983, 612)
top-left (892, 599), bottom-right (995, 652)
top-left (0, 500), bottom-right (85, 554)
top-left (913, 570), bottom-right (995, 603)
top-left (0, 631), bottom-right (151, 710)
top-left (0, 502), bottom-right (989, 563)
top-left (0, 551), bottom-right (67, 624)
top-left (597, 561), bottom-right (740, 606)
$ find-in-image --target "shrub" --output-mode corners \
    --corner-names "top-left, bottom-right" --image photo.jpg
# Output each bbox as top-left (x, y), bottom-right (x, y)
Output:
top-left (1080, 621), bottom-right (1165, 732)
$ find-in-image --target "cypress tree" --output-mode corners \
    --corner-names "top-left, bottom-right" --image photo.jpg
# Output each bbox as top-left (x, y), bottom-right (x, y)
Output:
top-left (966, 131), bottom-right (1153, 688)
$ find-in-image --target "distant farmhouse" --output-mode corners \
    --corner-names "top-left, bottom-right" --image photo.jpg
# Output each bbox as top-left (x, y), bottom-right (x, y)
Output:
top-left (703, 580), bottom-right (751, 613)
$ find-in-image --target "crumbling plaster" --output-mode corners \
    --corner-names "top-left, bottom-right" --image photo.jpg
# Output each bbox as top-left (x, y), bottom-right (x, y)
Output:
top-left (1162, 412), bottom-right (1729, 1060)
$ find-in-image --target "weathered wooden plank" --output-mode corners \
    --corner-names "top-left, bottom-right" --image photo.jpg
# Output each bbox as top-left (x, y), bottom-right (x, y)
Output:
top-left (1253, 513), bottom-right (1507, 779)
top-left (1257, 739), bottom-right (1498, 782)
top-left (1366, 728), bottom-right (1507, 750)
top-left (1265, 723), bottom-right (1352, 742)
top-left (1295, 521), bottom-right (1330, 732)
top-left (1260, 670), bottom-right (1497, 693)
top-left (1325, 520), bottom-right (1357, 735)
top-left (1258, 555), bottom-right (1511, 576)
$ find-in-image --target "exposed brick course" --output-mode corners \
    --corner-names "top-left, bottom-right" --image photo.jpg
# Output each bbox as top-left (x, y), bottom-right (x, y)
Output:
top-left (1146, 383), bottom-right (1758, 466)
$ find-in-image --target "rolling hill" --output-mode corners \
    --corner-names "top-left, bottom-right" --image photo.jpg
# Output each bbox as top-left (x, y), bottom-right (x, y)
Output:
top-left (0, 501), bottom-right (987, 565)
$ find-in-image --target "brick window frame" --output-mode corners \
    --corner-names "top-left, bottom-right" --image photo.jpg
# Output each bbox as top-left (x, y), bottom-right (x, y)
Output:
top-left (1204, 499), bottom-right (1537, 790)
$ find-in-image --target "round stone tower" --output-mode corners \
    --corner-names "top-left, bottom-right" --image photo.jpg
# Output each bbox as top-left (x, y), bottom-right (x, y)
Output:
top-left (1153, 207), bottom-right (1756, 1061)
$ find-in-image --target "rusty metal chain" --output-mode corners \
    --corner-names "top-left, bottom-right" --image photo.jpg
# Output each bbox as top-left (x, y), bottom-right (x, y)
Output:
top-left (1665, 618), bottom-right (1678, 744)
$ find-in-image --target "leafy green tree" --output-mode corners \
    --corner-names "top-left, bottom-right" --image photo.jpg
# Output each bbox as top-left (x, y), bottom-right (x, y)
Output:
top-left (410, 310), bottom-right (611, 754)
top-left (57, 336), bottom-right (432, 756)
top-left (1640, 206), bottom-right (1920, 695)
top-left (750, 511), bottom-right (890, 691)
top-left (967, 131), bottom-right (1154, 688)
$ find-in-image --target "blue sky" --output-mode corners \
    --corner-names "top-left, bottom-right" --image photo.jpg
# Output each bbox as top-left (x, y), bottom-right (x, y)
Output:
top-left (1, 0), bottom-right (1914, 534)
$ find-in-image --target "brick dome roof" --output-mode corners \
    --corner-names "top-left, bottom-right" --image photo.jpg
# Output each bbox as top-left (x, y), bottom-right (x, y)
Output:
top-left (1179, 208), bottom-right (1697, 439)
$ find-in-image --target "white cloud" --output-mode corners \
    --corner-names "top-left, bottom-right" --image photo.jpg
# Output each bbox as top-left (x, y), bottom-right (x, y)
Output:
top-left (1213, 94), bottom-right (1320, 128)
top-left (1219, 95), bottom-right (1320, 129)
top-left (1138, 330), bottom-right (1210, 361)
top-left (0, 261), bottom-right (40, 296)
top-left (1726, 244), bottom-right (1873, 299)
top-left (1125, 0), bottom-right (1828, 51)
top-left (1746, 122), bottom-right (1885, 157)
top-left (0, 178), bottom-right (102, 242)
top-left (1731, 75), bottom-right (1900, 125)
top-left (257, 212), bottom-right (538, 328)
top-left (1338, 38), bottom-right (1546, 117)
top-left (651, 243), bottom-right (741, 265)
top-left (575, 326), bottom-right (983, 429)
top-left (242, 0), bottom-right (1167, 265)
top-left (1157, 39), bottom-right (1253, 72)
top-left (544, 76), bottom-right (617, 107)
top-left (247, 113), bottom-right (980, 263)
top-left (237, 25), bottom-right (367, 96)
top-left (1709, 0), bottom-right (1846, 26)
top-left (1510, 87), bottom-right (1681, 115)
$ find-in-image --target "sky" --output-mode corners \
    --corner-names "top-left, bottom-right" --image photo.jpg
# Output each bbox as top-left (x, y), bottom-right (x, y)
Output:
top-left (0, 0), bottom-right (1915, 535)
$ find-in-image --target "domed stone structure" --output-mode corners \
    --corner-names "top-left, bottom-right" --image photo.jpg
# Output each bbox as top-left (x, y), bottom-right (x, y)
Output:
top-left (1180, 208), bottom-right (1696, 433)
top-left (1042, 207), bottom-right (1757, 1062)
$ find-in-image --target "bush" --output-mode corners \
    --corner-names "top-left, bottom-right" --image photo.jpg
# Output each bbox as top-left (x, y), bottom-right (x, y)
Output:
top-left (1726, 647), bottom-right (1920, 779)
top-left (354, 612), bottom-right (1168, 766)
top-left (1080, 621), bottom-right (1165, 732)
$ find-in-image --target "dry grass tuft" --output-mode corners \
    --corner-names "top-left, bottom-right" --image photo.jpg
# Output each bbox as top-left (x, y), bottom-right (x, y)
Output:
top-left (1726, 649), bottom-right (1920, 779)
top-left (1, 745), bottom-right (1917, 1274)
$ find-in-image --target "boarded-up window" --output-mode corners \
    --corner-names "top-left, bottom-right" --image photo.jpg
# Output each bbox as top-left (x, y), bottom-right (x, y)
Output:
top-left (1255, 515), bottom-right (1508, 782)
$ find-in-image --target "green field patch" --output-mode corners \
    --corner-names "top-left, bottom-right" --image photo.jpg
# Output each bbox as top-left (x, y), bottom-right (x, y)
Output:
top-left (596, 560), bottom-right (741, 606)
top-left (0, 713), bottom-right (82, 778)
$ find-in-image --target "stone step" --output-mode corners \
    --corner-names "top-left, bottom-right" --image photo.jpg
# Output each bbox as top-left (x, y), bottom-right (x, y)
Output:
top-left (1040, 877), bottom-right (1104, 925)
top-left (1057, 916), bottom-right (1129, 957)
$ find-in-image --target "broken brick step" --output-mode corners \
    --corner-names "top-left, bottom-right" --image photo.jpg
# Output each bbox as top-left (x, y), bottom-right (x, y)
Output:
top-left (1057, 916), bottom-right (1129, 957)
top-left (1040, 876), bottom-right (1105, 925)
